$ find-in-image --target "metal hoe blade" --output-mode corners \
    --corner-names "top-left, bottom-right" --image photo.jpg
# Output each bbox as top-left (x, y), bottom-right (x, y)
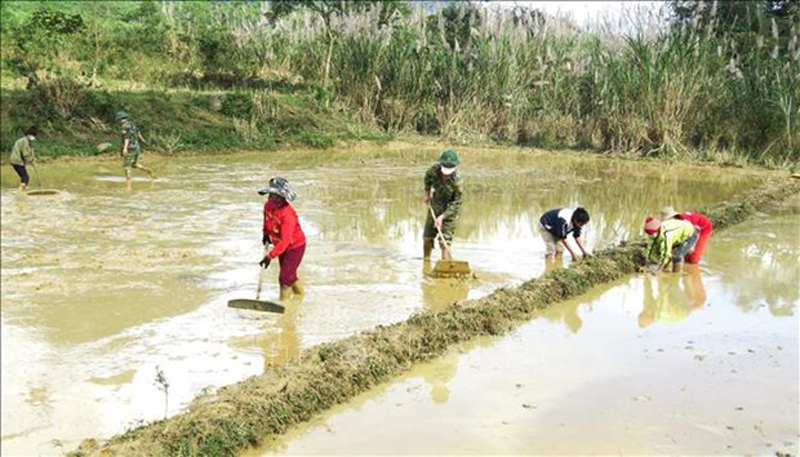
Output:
top-left (432, 259), bottom-right (471, 278)
top-left (227, 299), bottom-right (285, 313)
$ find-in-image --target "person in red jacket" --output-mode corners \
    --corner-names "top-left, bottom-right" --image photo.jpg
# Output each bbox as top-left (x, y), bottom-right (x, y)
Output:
top-left (258, 177), bottom-right (306, 301)
top-left (660, 206), bottom-right (713, 264)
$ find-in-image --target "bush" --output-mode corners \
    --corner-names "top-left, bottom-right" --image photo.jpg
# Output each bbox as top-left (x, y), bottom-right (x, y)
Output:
top-left (221, 92), bottom-right (253, 119)
top-left (298, 132), bottom-right (335, 148)
top-left (30, 75), bottom-right (88, 119)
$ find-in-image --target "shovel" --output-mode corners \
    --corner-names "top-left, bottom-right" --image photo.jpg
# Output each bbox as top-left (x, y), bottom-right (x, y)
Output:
top-left (429, 205), bottom-right (471, 277)
top-left (26, 164), bottom-right (59, 196)
top-left (228, 250), bottom-right (285, 313)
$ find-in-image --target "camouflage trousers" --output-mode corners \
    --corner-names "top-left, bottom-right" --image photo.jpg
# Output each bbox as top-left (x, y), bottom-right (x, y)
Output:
top-left (423, 212), bottom-right (458, 243)
top-left (123, 147), bottom-right (141, 168)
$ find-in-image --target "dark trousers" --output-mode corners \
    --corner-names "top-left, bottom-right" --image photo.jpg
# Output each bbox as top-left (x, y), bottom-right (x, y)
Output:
top-left (12, 164), bottom-right (29, 185)
top-left (278, 244), bottom-right (306, 288)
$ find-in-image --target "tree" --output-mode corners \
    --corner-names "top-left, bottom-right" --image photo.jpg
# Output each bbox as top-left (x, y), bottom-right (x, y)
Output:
top-left (6, 7), bottom-right (85, 86)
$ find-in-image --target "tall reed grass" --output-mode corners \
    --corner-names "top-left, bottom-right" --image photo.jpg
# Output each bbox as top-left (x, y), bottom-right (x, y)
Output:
top-left (230, 2), bottom-right (798, 164)
top-left (2, 1), bottom-right (796, 164)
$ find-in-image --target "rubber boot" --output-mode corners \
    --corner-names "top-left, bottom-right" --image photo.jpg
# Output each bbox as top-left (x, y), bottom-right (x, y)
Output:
top-left (290, 278), bottom-right (305, 296)
top-left (422, 259), bottom-right (433, 276)
top-left (279, 286), bottom-right (293, 302)
top-left (423, 239), bottom-right (434, 259)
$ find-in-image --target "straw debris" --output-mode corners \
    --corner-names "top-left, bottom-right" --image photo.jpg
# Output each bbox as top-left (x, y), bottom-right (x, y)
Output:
top-left (71, 178), bottom-right (800, 457)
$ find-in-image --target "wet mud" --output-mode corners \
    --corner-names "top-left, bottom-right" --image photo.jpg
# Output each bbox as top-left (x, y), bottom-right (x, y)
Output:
top-left (248, 195), bottom-right (799, 456)
top-left (0, 143), bottom-right (790, 454)
top-left (61, 174), bottom-right (799, 456)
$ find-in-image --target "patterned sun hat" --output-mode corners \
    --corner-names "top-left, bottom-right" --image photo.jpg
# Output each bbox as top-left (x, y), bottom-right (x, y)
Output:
top-left (258, 176), bottom-right (297, 201)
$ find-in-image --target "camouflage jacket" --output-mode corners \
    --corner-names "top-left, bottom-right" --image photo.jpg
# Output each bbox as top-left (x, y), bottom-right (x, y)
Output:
top-left (424, 163), bottom-right (463, 219)
top-left (9, 136), bottom-right (35, 166)
top-left (120, 119), bottom-right (141, 151)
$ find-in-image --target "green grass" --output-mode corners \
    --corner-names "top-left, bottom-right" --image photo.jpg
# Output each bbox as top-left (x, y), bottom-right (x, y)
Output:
top-left (1, 1), bottom-right (796, 165)
top-left (0, 87), bottom-right (393, 159)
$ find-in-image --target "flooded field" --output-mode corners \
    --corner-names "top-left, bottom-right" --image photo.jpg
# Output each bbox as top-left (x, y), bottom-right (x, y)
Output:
top-left (249, 195), bottom-right (800, 456)
top-left (0, 142), bottom-right (776, 454)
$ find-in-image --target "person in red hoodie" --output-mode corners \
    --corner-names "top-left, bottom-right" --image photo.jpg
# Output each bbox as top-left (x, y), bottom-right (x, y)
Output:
top-left (660, 206), bottom-right (713, 264)
top-left (258, 177), bottom-right (306, 301)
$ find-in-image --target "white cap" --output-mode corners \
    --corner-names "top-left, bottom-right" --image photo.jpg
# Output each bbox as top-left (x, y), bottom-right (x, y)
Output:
top-left (440, 166), bottom-right (456, 175)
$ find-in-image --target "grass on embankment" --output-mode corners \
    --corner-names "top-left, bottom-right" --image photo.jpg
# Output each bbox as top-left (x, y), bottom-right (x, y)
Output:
top-left (69, 177), bottom-right (800, 457)
top-left (2, 83), bottom-right (795, 173)
top-left (0, 87), bottom-right (394, 160)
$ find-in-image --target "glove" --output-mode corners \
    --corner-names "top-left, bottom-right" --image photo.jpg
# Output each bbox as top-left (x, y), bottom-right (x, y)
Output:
top-left (262, 233), bottom-right (271, 246)
top-left (259, 255), bottom-right (271, 269)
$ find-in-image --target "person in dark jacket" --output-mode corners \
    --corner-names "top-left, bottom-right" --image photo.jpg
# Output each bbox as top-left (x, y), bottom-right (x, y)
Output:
top-left (538, 207), bottom-right (591, 260)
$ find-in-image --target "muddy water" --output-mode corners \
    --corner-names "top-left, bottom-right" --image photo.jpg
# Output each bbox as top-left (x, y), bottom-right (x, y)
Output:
top-left (0, 143), bottom-right (766, 454)
top-left (248, 195), bottom-right (800, 456)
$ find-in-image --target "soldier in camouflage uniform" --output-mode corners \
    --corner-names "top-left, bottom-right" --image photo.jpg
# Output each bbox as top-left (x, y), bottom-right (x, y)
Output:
top-left (115, 110), bottom-right (155, 184)
top-left (423, 149), bottom-right (463, 260)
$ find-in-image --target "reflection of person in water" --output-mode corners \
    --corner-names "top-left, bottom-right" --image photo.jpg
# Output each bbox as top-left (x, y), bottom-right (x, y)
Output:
top-left (262, 301), bottom-right (302, 370)
top-left (638, 264), bottom-right (707, 328)
top-left (544, 254), bottom-right (564, 274)
top-left (421, 350), bottom-right (459, 404)
top-left (420, 276), bottom-right (470, 314)
top-left (418, 276), bottom-right (470, 403)
top-left (562, 301), bottom-right (583, 333)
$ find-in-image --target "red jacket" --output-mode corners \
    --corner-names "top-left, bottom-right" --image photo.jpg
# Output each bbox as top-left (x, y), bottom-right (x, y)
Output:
top-left (263, 201), bottom-right (306, 259)
top-left (680, 212), bottom-right (713, 235)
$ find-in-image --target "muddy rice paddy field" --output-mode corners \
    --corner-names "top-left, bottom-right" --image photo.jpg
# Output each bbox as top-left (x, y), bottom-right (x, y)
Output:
top-left (1, 142), bottom-right (797, 455)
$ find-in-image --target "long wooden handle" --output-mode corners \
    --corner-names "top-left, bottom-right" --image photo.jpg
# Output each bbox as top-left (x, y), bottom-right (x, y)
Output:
top-left (256, 248), bottom-right (268, 300)
top-left (428, 205), bottom-right (452, 252)
top-left (32, 164), bottom-right (42, 189)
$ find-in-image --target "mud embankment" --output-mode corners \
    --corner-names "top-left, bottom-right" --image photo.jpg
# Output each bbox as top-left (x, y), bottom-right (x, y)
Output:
top-left (72, 178), bottom-right (800, 457)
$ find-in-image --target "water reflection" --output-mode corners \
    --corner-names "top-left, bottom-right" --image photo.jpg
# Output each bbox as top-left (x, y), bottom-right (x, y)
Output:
top-left (0, 147), bottom-right (773, 454)
top-left (0, 150), bottom-right (763, 346)
top-left (638, 266), bottom-right (707, 328)
top-left (704, 199), bottom-right (800, 317)
top-left (421, 350), bottom-right (458, 404)
top-left (420, 268), bottom-right (470, 314)
top-left (308, 157), bottom-right (761, 249)
top-left (261, 303), bottom-right (302, 371)
top-left (544, 256), bottom-right (565, 274)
